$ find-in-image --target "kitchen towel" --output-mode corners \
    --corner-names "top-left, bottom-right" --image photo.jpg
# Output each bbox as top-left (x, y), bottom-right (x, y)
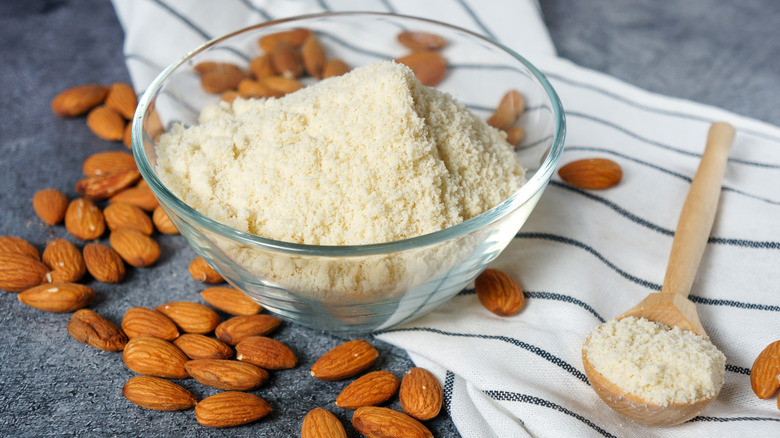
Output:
top-left (111, 0), bottom-right (780, 436)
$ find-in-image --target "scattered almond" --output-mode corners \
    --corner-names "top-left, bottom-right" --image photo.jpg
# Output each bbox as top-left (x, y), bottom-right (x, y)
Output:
top-left (152, 206), bottom-right (178, 234)
top-left (87, 105), bottom-right (126, 141)
top-left (259, 76), bottom-right (303, 95)
top-left (109, 227), bottom-right (160, 267)
top-left (271, 41), bottom-right (304, 78)
top-left (82, 151), bottom-right (137, 177)
top-left (67, 308), bottom-right (128, 352)
top-left (558, 158), bottom-right (623, 190)
top-left (185, 359), bottom-right (269, 391)
top-left (122, 335), bottom-right (189, 378)
top-left (42, 238), bottom-right (86, 283)
top-left (155, 301), bottom-right (221, 335)
top-left (395, 51), bottom-right (447, 86)
top-left (75, 169), bottom-right (141, 201)
top-left (0, 253), bottom-right (50, 292)
top-left (399, 367), bottom-right (443, 420)
top-left (215, 314), bottom-right (282, 346)
top-left (188, 256), bottom-right (224, 284)
top-left (487, 89), bottom-right (525, 131)
top-left (201, 286), bottom-right (262, 316)
top-left (173, 334), bottom-right (233, 360)
top-left (235, 336), bottom-right (298, 370)
top-left (121, 307), bottom-right (179, 341)
top-left (310, 340), bottom-right (378, 381)
top-left (0, 236), bottom-right (40, 260)
top-left (322, 59), bottom-right (349, 78)
top-left (64, 198), bottom-right (106, 241)
top-left (83, 243), bottom-right (126, 283)
top-left (258, 28), bottom-right (312, 52)
top-left (336, 370), bottom-right (399, 410)
top-left (200, 63), bottom-right (248, 94)
top-left (397, 31), bottom-right (447, 51)
top-left (122, 376), bottom-right (197, 411)
top-left (51, 84), bottom-right (109, 118)
top-left (109, 183), bottom-right (159, 211)
top-left (301, 34), bottom-right (326, 79)
top-left (475, 268), bottom-right (524, 317)
top-left (352, 406), bottom-right (433, 438)
top-left (104, 82), bottom-right (138, 119)
top-left (750, 340), bottom-right (780, 399)
top-left (195, 391), bottom-right (272, 428)
top-left (18, 282), bottom-right (94, 313)
top-left (249, 54), bottom-right (275, 79)
top-left (301, 408), bottom-right (347, 438)
top-left (104, 203), bottom-right (153, 235)
top-left (32, 189), bottom-right (69, 225)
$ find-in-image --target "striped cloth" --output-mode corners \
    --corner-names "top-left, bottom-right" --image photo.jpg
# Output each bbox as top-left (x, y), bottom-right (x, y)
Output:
top-left (111, 0), bottom-right (780, 436)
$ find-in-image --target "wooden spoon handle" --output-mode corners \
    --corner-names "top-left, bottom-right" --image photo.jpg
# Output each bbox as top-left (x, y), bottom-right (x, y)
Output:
top-left (661, 122), bottom-right (735, 297)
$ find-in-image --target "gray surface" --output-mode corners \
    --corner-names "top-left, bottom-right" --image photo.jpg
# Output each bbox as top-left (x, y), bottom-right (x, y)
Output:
top-left (0, 1), bottom-right (778, 437)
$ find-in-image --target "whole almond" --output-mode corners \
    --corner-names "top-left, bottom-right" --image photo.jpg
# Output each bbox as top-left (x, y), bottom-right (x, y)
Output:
top-left (271, 41), bottom-right (304, 78)
top-left (195, 391), bottom-right (272, 428)
top-left (397, 31), bottom-right (448, 51)
top-left (558, 158), bottom-right (623, 190)
top-left (32, 189), bottom-right (69, 225)
top-left (67, 308), bottom-right (128, 351)
top-left (174, 334), bottom-right (233, 360)
top-left (301, 34), bottom-right (326, 79)
top-left (64, 198), bottom-right (106, 241)
top-left (487, 89), bottom-right (525, 130)
top-left (109, 183), bottom-right (159, 211)
top-left (122, 307), bottom-right (179, 340)
top-left (188, 256), bottom-right (224, 284)
top-left (83, 243), bottom-right (126, 283)
top-left (249, 55), bottom-right (276, 79)
top-left (109, 227), bottom-right (160, 267)
top-left (395, 51), bottom-right (447, 86)
top-left (18, 282), bottom-right (94, 313)
top-left (399, 367), bottom-right (443, 420)
top-left (235, 336), bottom-right (298, 370)
top-left (259, 76), bottom-right (303, 95)
top-left (201, 286), bottom-right (262, 316)
top-left (352, 406), bottom-right (433, 438)
top-left (83, 151), bottom-right (137, 177)
top-left (104, 203), bottom-right (153, 235)
top-left (75, 169), bottom-right (141, 201)
top-left (185, 359), bottom-right (269, 391)
top-left (310, 340), bottom-right (378, 381)
top-left (258, 28), bottom-right (312, 52)
top-left (475, 268), bottom-right (525, 317)
top-left (237, 78), bottom-right (280, 99)
top-left (200, 63), bottom-right (248, 94)
top-left (750, 340), bottom-right (780, 399)
top-left (322, 59), bottom-right (350, 78)
top-left (51, 84), bottom-right (109, 118)
top-left (0, 253), bottom-right (50, 292)
top-left (122, 336), bottom-right (189, 378)
top-left (336, 371), bottom-right (400, 410)
top-left (123, 376), bottom-right (197, 411)
top-left (87, 105), bottom-right (125, 141)
top-left (215, 314), bottom-right (282, 346)
top-left (104, 82), bottom-right (138, 119)
top-left (301, 408), bottom-right (347, 438)
top-left (42, 238), bottom-right (86, 283)
top-left (152, 206), bottom-right (179, 234)
top-left (155, 301), bottom-right (221, 335)
top-left (0, 236), bottom-right (40, 260)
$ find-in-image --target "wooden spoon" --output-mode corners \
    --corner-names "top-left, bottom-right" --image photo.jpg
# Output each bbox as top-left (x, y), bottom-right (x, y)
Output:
top-left (582, 121), bottom-right (736, 426)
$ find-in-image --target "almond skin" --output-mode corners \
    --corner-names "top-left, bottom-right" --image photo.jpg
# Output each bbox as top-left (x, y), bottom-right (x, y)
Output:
top-left (42, 237), bottom-right (86, 283)
top-left (51, 84), bottom-right (109, 117)
top-left (258, 28), bottom-right (312, 52)
top-left (152, 206), bottom-right (179, 234)
top-left (121, 307), bottom-right (179, 341)
top-left (109, 227), bottom-right (160, 267)
top-left (18, 282), bottom-right (94, 313)
top-left (310, 340), bottom-right (378, 381)
top-left (122, 336), bottom-right (189, 378)
top-left (322, 59), bottom-right (349, 78)
top-left (558, 158), bottom-right (623, 190)
top-left (64, 198), bottom-right (106, 241)
top-left (83, 243), bottom-right (126, 283)
top-left (87, 105), bottom-right (126, 141)
top-left (174, 334), bottom-right (233, 360)
top-left (104, 82), bottom-right (137, 119)
top-left (155, 301), bottom-right (221, 335)
top-left (395, 51), bottom-right (447, 86)
top-left (104, 203), bottom-right (154, 235)
top-left (109, 183), bottom-right (159, 211)
top-left (301, 34), bottom-right (326, 79)
top-left (200, 63), bottom-right (248, 94)
top-left (185, 359), bottom-right (269, 391)
top-left (301, 408), bottom-right (347, 438)
top-left (32, 189), bottom-right (69, 225)
top-left (399, 367), bottom-right (443, 420)
top-left (188, 257), bottom-right (224, 284)
top-left (0, 236), bottom-right (40, 260)
top-left (487, 89), bottom-right (525, 130)
top-left (201, 286), bottom-right (262, 316)
top-left (122, 376), bottom-right (197, 411)
top-left (215, 314), bottom-right (282, 346)
top-left (336, 371), bottom-right (400, 410)
top-left (235, 336), bottom-right (298, 370)
top-left (67, 308), bottom-right (128, 352)
top-left (750, 340), bottom-right (780, 399)
top-left (82, 151), bottom-right (137, 177)
top-left (75, 169), bottom-right (141, 201)
top-left (0, 253), bottom-right (50, 292)
top-left (195, 391), bottom-right (272, 428)
top-left (352, 406), bottom-right (433, 438)
top-left (475, 268), bottom-right (525, 317)
top-left (397, 31), bottom-right (448, 51)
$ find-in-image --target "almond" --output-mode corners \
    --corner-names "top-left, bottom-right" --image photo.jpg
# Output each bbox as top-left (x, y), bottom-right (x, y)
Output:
top-left (258, 28), bottom-right (312, 52)
top-left (122, 336), bottom-right (189, 378)
top-left (104, 203), bottom-right (153, 235)
top-left (310, 340), bottom-right (378, 381)
top-left (399, 367), bottom-right (443, 420)
top-left (259, 76), bottom-right (303, 95)
top-left (750, 340), bottom-right (780, 399)
top-left (322, 59), bottom-right (349, 78)
top-left (201, 286), bottom-right (262, 316)
top-left (506, 126), bottom-right (526, 148)
top-left (0, 236), bottom-right (40, 260)
top-left (51, 84), bottom-right (109, 118)
top-left (475, 268), bottom-right (525, 317)
top-left (185, 359), bottom-right (269, 391)
top-left (301, 408), bottom-right (347, 438)
top-left (215, 314), bottom-right (282, 346)
top-left (558, 158), bottom-right (623, 190)
top-left (67, 308), bottom-right (128, 351)
top-left (235, 336), bottom-right (298, 370)
top-left (155, 301), bottom-right (221, 335)
top-left (397, 31), bottom-right (447, 51)
top-left (83, 243), bottom-right (126, 283)
top-left (123, 122), bottom-right (133, 148)
top-left (87, 105), bottom-right (126, 141)
top-left (75, 169), bottom-right (141, 201)
top-left (64, 198), bottom-right (106, 241)
top-left (237, 78), bottom-right (280, 99)
top-left (18, 282), bottom-right (94, 313)
top-left (395, 51), bottom-right (447, 86)
top-left (32, 189), bottom-right (69, 225)
top-left (188, 256), bottom-right (224, 284)
top-left (336, 371), bottom-right (399, 410)
top-left (271, 41), bottom-right (304, 78)
top-left (301, 34), bottom-right (326, 79)
top-left (42, 238), bottom-right (86, 283)
top-left (109, 183), bottom-right (159, 211)
top-left (195, 391), bottom-right (272, 428)
top-left (0, 253), bottom-right (50, 292)
top-left (200, 63), bottom-right (248, 94)
top-left (487, 89), bottom-right (525, 131)
top-left (173, 334), bottom-right (233, 360)
top-left (104, 82), bottom-right (137, 119)
top-left (122, 307), bottom-right (179, 340)
top-left (122, 376), bottom-right (197, 411)
top-left (352, 406), bottom-right (432, 438)
top-left (249, 55), bottom-right (275, 79)
top-left (109, 227), bottom-right (160, 267)
top-left (82, 151), bottom-right (137, 177)
top-left (152, 206), bottom-right (178, 234)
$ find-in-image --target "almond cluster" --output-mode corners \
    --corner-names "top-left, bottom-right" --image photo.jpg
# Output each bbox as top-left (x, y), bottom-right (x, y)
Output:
top-left (750, 340), bottom-right (780, 411)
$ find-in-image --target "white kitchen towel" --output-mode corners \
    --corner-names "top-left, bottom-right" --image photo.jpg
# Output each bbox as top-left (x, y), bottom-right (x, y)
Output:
top-left (111, 0), bottom-right (780, 437)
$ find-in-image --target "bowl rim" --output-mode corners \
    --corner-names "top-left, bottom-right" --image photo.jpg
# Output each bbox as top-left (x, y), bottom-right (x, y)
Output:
top-left (132, 11), bottom-right (566, 257)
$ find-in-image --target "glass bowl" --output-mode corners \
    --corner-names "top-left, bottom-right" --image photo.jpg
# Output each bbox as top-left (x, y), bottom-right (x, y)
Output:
top-left (132, 12), bottom-right (565, 334)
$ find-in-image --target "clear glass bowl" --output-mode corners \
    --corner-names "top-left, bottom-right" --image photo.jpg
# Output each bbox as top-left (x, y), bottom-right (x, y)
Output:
top-left (132, 12), bottom-right (565, 333)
